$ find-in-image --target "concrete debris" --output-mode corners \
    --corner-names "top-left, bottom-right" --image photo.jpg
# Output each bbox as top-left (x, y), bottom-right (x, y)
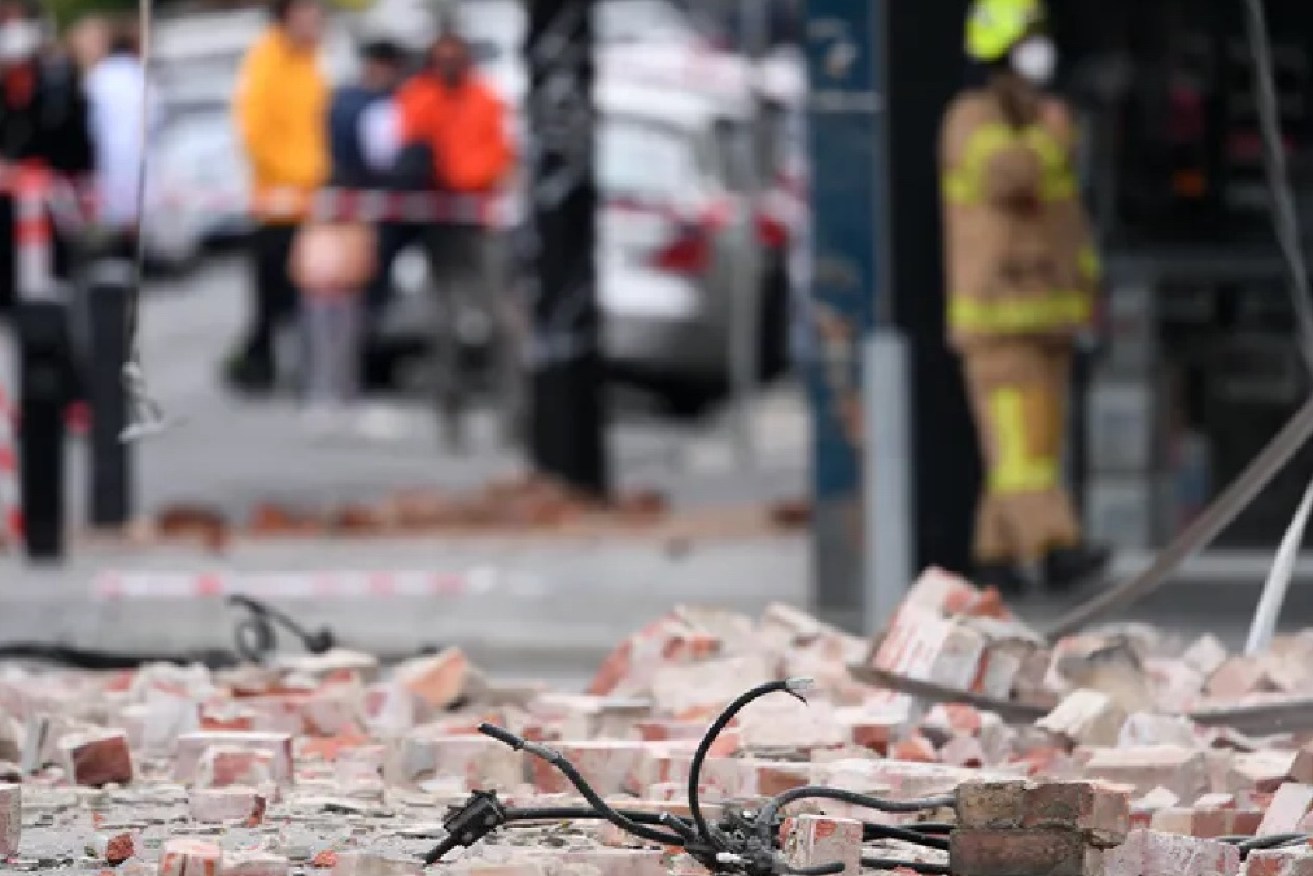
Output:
top-left (4, 569), bottom-right (1313, 873)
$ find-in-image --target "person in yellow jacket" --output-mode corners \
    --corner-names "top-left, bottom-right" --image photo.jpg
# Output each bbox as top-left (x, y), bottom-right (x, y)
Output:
top-left (940, 0), bottom-right (1109, 594)
top-left (227, 0), bottom-right (329, 393)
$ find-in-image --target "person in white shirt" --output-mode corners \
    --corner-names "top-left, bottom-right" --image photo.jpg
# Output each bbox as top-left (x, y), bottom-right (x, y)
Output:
top-left (84, 20), bottom-right (156, 236)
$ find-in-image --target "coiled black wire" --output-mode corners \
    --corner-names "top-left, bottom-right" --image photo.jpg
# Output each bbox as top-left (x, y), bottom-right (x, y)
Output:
top-left (862, 824), bottom-right (950, 851)
top-left (228, 595), bottom-right (335, 663)
top-left (689, 678), bottom-right (810, 848)
top-left (477, 724), bottom-right (688, 846)
top-left (460, 686), bottom-right (955, 876)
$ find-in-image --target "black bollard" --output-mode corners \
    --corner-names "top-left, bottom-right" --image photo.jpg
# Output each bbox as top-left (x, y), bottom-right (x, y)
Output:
top-left (11, 174), bottom-right (68, 561)
top-left (15, 299), bottom-right (68, 560)
top-left (86, 245), bottom-right (134, 527)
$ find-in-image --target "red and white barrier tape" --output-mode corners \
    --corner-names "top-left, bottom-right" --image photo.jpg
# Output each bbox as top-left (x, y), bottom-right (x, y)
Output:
top-left (91, 569), bottom-right (502, 601)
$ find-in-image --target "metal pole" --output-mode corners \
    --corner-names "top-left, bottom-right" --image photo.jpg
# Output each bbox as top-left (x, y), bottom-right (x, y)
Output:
top-left (725, 0), bottom-right (770, 468)
top-left (525, 0), bottom-right (609, 497)
top-left (862, 330), bottom-right (912, 633)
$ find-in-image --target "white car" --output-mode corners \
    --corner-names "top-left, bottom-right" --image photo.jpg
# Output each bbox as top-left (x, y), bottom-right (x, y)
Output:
top-left (143, 108), bottom-right (251, 271)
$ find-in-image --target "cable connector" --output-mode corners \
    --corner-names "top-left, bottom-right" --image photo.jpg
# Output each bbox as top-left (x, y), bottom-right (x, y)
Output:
top-left (423, 790), bottom-right (508, 866)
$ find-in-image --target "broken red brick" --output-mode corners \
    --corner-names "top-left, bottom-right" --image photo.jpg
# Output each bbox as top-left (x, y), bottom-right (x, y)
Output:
top-left (1022, 781), bottom-right (1130, 848)
top-left (311, 851), bottom-right (338, 869)
top-left (1259, 784), bottom-right (1313, 836)
top-left (1246, 848), bottom-right (1313, 876)
top-left (105, 833), bottom-right (134, 865)
top-left (175, 732), bottom-right (292, 785)
top-left (1099, 829), bottom-right (1240, 876)
top-left (395, 648), bottom-right (470, 712)
top-left (531, 741), bottom-right (649, 796)
top-left (159, 838), bottom-right (223, 876)
top-left (956, 781), bottom-right (1026, 829)
top-left (60, 730), bottom-right (133, 787)
top-left (783, 814), bottom-right (864, 876)
top-left (890, 735), bottom-right (938, 764)
top-left (188, 788), bottom-right (267, 823)
top-left (398, 734), bottom-right (524, 790)
top-left (219, 851), bottom-right (289, 876)
top-left (949, 828), bottom-right (1086, 876)
top-left (0, 783), bottom-right (18, 857)
top-left (559, 848), bottom-right (669, 876)
top-left (1230, 751), bottom-right (1313, 793)
top-left (1083, 747), bottom-right (1209, 800)
top-left (196, 747), bottom-right (275, 789)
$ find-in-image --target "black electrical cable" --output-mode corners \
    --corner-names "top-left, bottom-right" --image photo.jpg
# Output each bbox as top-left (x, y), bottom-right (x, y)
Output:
top-left (688, 678), bottom-right (811, 848)
top-left (507, 807), bottom-right (685, 827)
top-left (0, 643), bottom-right (239, 670)
top-left (477, 723), bottom-right (687, 846)
top-left (228, 595), bottom-right (335, 663)
top-left (862, 824), bottom-right (951, 852)
top-left (861, 857), bottom-right (950, 875)
top-left (1238, 834), bottom-right (1311, 854)
top-left (774, 862), bottom-right (845, 876)
top-left (755, 787), bottom-right (954, 850)
top-left (0, 595), bottom-right (345, 672)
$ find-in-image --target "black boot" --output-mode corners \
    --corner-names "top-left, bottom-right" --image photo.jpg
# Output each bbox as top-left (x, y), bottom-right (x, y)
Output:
top-left (974, 561), bottom-right (1029, 596)
top-left (1043, 544), bottom-right (1111, 592)
top-left (223, 349), bottom-right (275, 394)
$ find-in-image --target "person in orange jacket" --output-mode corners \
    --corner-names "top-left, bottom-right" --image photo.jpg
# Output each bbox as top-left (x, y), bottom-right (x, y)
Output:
top-left (395, 30), bottom-right (516, 450)
top-left (228, 0), bottom-right (329, 393)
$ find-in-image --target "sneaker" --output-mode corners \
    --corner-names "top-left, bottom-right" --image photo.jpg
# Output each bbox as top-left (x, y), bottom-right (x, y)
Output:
top-left (1043, 544), bottom-right (1112, 592)
top-left (974, 561), bottom-right (1029, 597)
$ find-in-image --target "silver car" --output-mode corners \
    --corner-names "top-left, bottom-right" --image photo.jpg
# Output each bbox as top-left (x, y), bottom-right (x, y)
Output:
top-left (598, 82), bottom-right (781, 414)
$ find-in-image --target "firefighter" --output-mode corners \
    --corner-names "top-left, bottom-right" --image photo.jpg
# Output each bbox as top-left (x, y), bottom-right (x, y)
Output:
top-left (940, 0), bottom-right (1109, 594)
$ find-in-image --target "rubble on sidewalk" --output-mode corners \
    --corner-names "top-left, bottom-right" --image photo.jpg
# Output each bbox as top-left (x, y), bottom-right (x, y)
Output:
top-left (8, 568), bottom-right (1313, 873)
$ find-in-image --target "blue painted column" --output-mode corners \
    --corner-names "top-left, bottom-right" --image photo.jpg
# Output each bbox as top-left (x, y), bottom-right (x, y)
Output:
top-left (802, 0), bottom-right (889, 630)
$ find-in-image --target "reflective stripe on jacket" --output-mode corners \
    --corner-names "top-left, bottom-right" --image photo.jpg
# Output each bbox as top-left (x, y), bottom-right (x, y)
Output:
top-left (939, 89), bottom-right (1101, 349)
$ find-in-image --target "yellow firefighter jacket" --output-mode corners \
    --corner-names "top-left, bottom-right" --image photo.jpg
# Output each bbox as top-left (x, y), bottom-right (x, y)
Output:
top-left (939, 88), bottom-right (1101, 351)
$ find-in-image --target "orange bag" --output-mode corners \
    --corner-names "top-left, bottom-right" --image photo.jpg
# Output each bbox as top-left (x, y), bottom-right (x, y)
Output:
top-left (290, 221), bottom-right (377, 298)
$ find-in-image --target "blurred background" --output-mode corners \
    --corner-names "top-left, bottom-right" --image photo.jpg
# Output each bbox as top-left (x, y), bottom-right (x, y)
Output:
top-left (4, 0), bottom-right (1313, 683)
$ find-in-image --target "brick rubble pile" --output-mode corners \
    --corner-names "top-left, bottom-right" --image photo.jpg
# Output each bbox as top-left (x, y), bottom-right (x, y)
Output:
top-left (2, 567), bottom-right (1313, 874)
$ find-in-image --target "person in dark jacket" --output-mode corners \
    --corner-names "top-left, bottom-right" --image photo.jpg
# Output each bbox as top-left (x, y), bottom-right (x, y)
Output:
top-left (0, 0), bottom-right (94, 313)
top-left (327, 38), bottom-right (412, 322)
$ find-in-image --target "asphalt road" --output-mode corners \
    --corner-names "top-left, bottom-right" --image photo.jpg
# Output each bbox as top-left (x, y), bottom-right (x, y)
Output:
top-left (69, 254), bottom-right (809, 521)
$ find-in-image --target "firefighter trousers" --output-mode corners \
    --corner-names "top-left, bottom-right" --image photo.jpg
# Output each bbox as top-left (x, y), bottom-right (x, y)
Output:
top-left (961, 340), bottom-right (1081, 565)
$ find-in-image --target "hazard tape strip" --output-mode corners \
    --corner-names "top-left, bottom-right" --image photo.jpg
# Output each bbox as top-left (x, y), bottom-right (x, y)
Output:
top-left (91, 570), bottom-right (491, 601)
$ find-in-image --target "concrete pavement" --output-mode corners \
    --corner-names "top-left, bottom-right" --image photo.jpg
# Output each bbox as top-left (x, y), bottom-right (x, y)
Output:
top-left (2, 257), bottom-right (1313, 680)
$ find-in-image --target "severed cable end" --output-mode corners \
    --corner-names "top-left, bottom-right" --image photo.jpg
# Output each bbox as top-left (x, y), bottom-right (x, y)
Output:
top-left (783, 677), bottom-right (816, 701)
top-left (120, 361), bottom-right (174, 443)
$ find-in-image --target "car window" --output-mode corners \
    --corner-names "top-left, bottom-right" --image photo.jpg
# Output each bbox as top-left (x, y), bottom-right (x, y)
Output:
top-left (599, 119), bottom-right (700, 199)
